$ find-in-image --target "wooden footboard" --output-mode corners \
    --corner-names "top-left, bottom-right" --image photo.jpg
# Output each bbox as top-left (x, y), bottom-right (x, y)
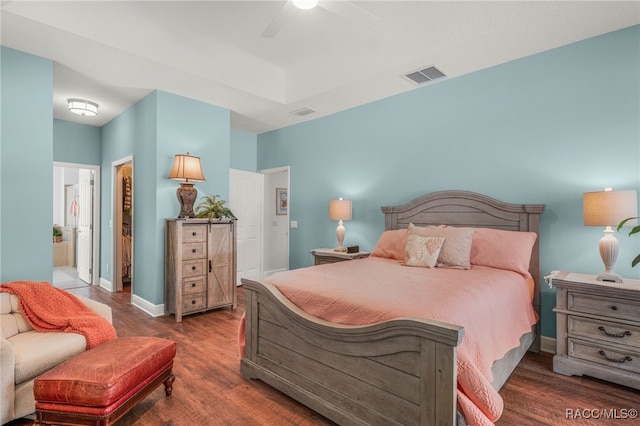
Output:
top-left (241, 278), bottom-right (463, 426)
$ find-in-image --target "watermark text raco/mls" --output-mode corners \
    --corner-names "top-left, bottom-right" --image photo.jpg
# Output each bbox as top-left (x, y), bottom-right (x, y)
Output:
top-left (566, 408), bottom-right (638, 420)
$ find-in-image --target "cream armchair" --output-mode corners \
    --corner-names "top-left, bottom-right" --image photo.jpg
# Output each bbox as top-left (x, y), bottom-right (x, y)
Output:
top-left (0, 291), bottom-right (112, 425)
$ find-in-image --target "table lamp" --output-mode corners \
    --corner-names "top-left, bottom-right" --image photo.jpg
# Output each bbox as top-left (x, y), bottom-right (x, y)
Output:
top-left (583, 188), bottom-right (638, 282)
top-left (329, 198), bottom-right (352, 252)
top-left (168, 153), bottom-right (205, 218)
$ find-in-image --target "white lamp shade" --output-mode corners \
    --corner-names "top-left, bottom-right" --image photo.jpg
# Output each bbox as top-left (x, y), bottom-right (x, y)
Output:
top-left (583, 190), bottom-right (638, 226)
top-left (168, 153), bottom-right (205, 182)
top-left (292, 0), bottom-right (318, 9)
top-left (329, 199), bottom-right (352, 221)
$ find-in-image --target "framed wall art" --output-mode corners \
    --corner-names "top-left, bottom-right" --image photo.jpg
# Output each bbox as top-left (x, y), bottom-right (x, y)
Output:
top-left (276, 188), bottom-right (288, 215)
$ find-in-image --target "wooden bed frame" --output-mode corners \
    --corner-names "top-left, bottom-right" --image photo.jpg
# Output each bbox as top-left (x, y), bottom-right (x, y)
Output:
top-left (241, 190), bottom-right (545, 425)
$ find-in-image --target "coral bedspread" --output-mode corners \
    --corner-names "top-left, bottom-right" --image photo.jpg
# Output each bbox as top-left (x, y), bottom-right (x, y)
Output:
top-left (247, 257), bottom-right (537, 426)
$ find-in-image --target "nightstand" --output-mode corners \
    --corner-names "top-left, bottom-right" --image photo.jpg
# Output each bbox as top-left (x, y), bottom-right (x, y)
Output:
top-left (552, 271), bottom-right (640, 390)
top-left (310, 248), bottom-right (370, 265)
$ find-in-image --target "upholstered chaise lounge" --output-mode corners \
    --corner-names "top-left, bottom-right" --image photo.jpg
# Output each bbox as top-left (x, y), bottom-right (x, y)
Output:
top-left (0, 291), bottom-right (112, 425)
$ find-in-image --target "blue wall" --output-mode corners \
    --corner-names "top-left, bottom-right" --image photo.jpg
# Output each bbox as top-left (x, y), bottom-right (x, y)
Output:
top-left (231, 129), bottom-right (258, 171)
top-left (100, 91), bottom-right (230, 304)
top-left (0, 47), bottom-right (53, 282)
top-left (257, 26), bottom-right (640, 338)
top-left (53, 119), bottom-right (101, 165)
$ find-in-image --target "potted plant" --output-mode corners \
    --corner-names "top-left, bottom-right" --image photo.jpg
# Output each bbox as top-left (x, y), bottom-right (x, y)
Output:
top-left (194, 194), bottom-right (236, 220)
top-left (53, 226), bottom-right (63, 243)
top-left (617, 217), bottom-right (640, 267)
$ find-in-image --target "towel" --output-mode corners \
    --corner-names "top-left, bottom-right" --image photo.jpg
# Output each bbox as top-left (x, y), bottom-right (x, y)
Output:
top-left (0, 281), bottom-right (117, 349)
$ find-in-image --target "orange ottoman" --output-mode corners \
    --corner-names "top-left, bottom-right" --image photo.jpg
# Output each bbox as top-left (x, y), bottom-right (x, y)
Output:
top-left (34, 336), bottom-right (176, 426)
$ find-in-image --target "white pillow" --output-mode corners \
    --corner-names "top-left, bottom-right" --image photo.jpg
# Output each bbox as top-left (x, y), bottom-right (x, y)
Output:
top-left (402, 235), bottom-right (445, 268)
top-left (408, 224), bottom-right (475, 269)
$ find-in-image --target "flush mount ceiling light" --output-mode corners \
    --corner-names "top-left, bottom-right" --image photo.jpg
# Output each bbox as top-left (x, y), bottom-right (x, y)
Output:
top-left (68, 98), bottom-right (99, 116)
top-left (292, 0), bottom-right (318, 10)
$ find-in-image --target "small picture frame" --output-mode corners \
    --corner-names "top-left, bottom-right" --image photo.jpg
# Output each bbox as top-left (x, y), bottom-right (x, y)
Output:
top-left (276, 188), bottom-right (288, 215)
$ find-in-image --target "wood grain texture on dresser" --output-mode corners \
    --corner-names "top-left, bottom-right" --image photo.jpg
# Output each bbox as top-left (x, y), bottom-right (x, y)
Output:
top-left (165, 219), bottom-right (237, 322)
top-left (553, 271), bottom-right (640, 389)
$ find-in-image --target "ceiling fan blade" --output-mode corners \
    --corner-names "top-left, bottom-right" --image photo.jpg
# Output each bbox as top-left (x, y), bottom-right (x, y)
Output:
top-left (319, 1), bottom-right (379, 25)
top-left (261, 0), bottom-right (299, 38)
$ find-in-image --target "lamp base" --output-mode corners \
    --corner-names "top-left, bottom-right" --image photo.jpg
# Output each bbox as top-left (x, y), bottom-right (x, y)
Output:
top-left (176, 183), bottom-right (198, 218)
top-left (334, 246), bottom-right (347, 252)
top-left (596, 272), bottom-right (623, 283)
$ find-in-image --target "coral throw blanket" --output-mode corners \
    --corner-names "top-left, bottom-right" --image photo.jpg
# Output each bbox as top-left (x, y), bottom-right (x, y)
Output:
top-left (0, 281), bottom-right (116, 349)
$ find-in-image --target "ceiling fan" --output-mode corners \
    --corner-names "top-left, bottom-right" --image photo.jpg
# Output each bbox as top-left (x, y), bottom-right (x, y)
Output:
top-left (261, 0), bottom-right (379, 38)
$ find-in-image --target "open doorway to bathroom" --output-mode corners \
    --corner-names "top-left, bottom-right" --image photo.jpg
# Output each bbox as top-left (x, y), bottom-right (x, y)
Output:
top-left (52, 162), bottom-right (101, 289)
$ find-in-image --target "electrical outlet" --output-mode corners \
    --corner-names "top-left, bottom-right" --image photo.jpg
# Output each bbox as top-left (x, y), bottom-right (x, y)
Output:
top-left (106, 264), bottom-right (109, 272)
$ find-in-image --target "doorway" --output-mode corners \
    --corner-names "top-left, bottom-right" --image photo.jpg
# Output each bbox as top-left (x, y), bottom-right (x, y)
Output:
top-left (229, 166), bottom-right (290, 284)
top-left (112, 157), bottom-right (133, 293)
top-left (52, 162), bottom-right (100, 289)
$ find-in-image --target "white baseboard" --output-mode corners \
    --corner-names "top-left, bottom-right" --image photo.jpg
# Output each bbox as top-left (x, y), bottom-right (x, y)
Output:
top-left (540, 335), bottom-right (556, 354)
top-left (99, 277), bottom-right (113, 292)
top-left (263, 268), bottom-right (288, 278)
top-left (131, 293), bottom-right (165, 317)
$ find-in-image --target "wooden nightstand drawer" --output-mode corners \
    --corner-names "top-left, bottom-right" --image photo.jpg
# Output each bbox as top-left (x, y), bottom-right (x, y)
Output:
top-left (568, 315), bottom-right (640, 349)
top-left (182, 242), bottom-right (206, 260)
top-left (182, 225), bottom-right (207, 242)
top-left (183, 259), bottom-right (206, 277)
top-left (182, 293), bottom-right (206, 313)
top-left (182, 276), bottom-right (206, 295)
top-left (569, 338), bottom-right (640, 374)
top-left (568, 292), bottom-right (640, 321)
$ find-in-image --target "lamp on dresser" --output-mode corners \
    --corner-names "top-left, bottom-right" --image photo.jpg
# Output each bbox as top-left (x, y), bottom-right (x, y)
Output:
top-left (168, 153), bottom-right (205, 218)
top-left (329, 198), bottom-right (352, 252)
top-left (583, 188), bottom-right (638, 282)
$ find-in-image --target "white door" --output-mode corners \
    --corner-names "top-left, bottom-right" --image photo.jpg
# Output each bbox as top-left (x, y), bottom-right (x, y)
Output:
top-left (77, 169), bottom-right (93, 284)
top-left (229, 169), bottom-right (264, 284)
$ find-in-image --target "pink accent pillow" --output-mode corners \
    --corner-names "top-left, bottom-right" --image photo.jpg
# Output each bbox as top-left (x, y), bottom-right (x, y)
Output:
top-left (470, 228), bottom-right (537, 275)
top-left (371, 229), bottom-right (408, 260)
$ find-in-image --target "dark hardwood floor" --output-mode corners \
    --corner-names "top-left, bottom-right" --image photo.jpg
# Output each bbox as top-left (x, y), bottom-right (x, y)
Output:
top-left (8, 285), bottom-right (639, 425)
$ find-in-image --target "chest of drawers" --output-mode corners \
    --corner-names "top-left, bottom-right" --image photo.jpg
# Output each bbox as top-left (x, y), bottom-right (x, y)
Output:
top-left (553, 271), bottom-right (640, 389)
top-left (165, 219), bottom-right (237, 322)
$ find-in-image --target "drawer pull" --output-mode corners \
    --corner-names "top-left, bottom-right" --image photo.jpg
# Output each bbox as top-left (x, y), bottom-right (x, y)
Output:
top-left (192, 300), bottom-right (196, 305)
top-left (209, 260), bottom-right (212, 273)
top-left (599, 350), bottom-right (632, 363)
top-left (598, 326), bottom-right (632, 338)
top-left (192, 232), bottom-right (197, 236)
top-left (192, 266), bottom-right (196, 271)
top-left (611, 305), bottom-right (618, 311)
top-left (191, 283), bottom-right (196, 287)
top-left (192, 248), bottom-right (197, 253)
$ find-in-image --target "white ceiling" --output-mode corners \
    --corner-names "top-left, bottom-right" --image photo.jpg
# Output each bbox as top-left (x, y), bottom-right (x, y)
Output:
top-left (1, 1), bottom-right (638, 134)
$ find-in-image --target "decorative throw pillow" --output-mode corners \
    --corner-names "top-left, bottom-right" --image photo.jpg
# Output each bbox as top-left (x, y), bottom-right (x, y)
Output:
top-left (470, 228), bottom-right (537, 275)
top-left (371, 229), bottom-right (408, 260)
top-left (403, 235), bottom-right (445, 268)
top-left (408, 224), bottom-right (475, 269)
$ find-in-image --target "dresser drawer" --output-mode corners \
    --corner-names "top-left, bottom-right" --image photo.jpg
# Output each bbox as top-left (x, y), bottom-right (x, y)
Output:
top-left (569, 338), bottom-right (640, 374)
top-left (182, 225), bottom-right (207, 243)
top-left (182, 293), bottom-right (206, 313)
top-left (182, 276), bottom-right (206, 295)
top-left (568, 316), bottom-right (640, 349)
top-left (183, 259), bottom-right (206, 277)
top-left (182, 242), bottom-right (206, 260)
top-left (568, 292), bottom-right (640, 321)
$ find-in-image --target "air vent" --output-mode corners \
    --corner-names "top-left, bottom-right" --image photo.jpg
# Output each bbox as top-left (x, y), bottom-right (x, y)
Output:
top-left (290, 107), bottom-right (316, 117)
top-left (403, 66), bottom-right (446, 86)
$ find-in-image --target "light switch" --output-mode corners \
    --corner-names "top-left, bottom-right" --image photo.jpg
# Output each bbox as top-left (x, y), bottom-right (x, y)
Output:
top-left (291, 221), bottom-right (298, 228)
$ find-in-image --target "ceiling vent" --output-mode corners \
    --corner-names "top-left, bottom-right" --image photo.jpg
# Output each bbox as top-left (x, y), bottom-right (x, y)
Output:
top-left (290, 107), bottom-right (316, 117)
top-left (403, 66), bottom-right (446, 86)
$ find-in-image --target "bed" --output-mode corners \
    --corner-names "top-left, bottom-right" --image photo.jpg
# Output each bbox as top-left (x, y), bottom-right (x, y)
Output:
top-left (240, 190), bottom-right (545, 425)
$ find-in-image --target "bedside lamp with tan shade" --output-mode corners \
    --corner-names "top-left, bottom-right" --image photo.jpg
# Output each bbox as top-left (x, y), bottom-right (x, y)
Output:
top-left (583, 188), bottom-right (638, 283)
top-left (168, 153), bottom-right (205, 218)
top-left (329, 198), bottom-right (352, 252)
